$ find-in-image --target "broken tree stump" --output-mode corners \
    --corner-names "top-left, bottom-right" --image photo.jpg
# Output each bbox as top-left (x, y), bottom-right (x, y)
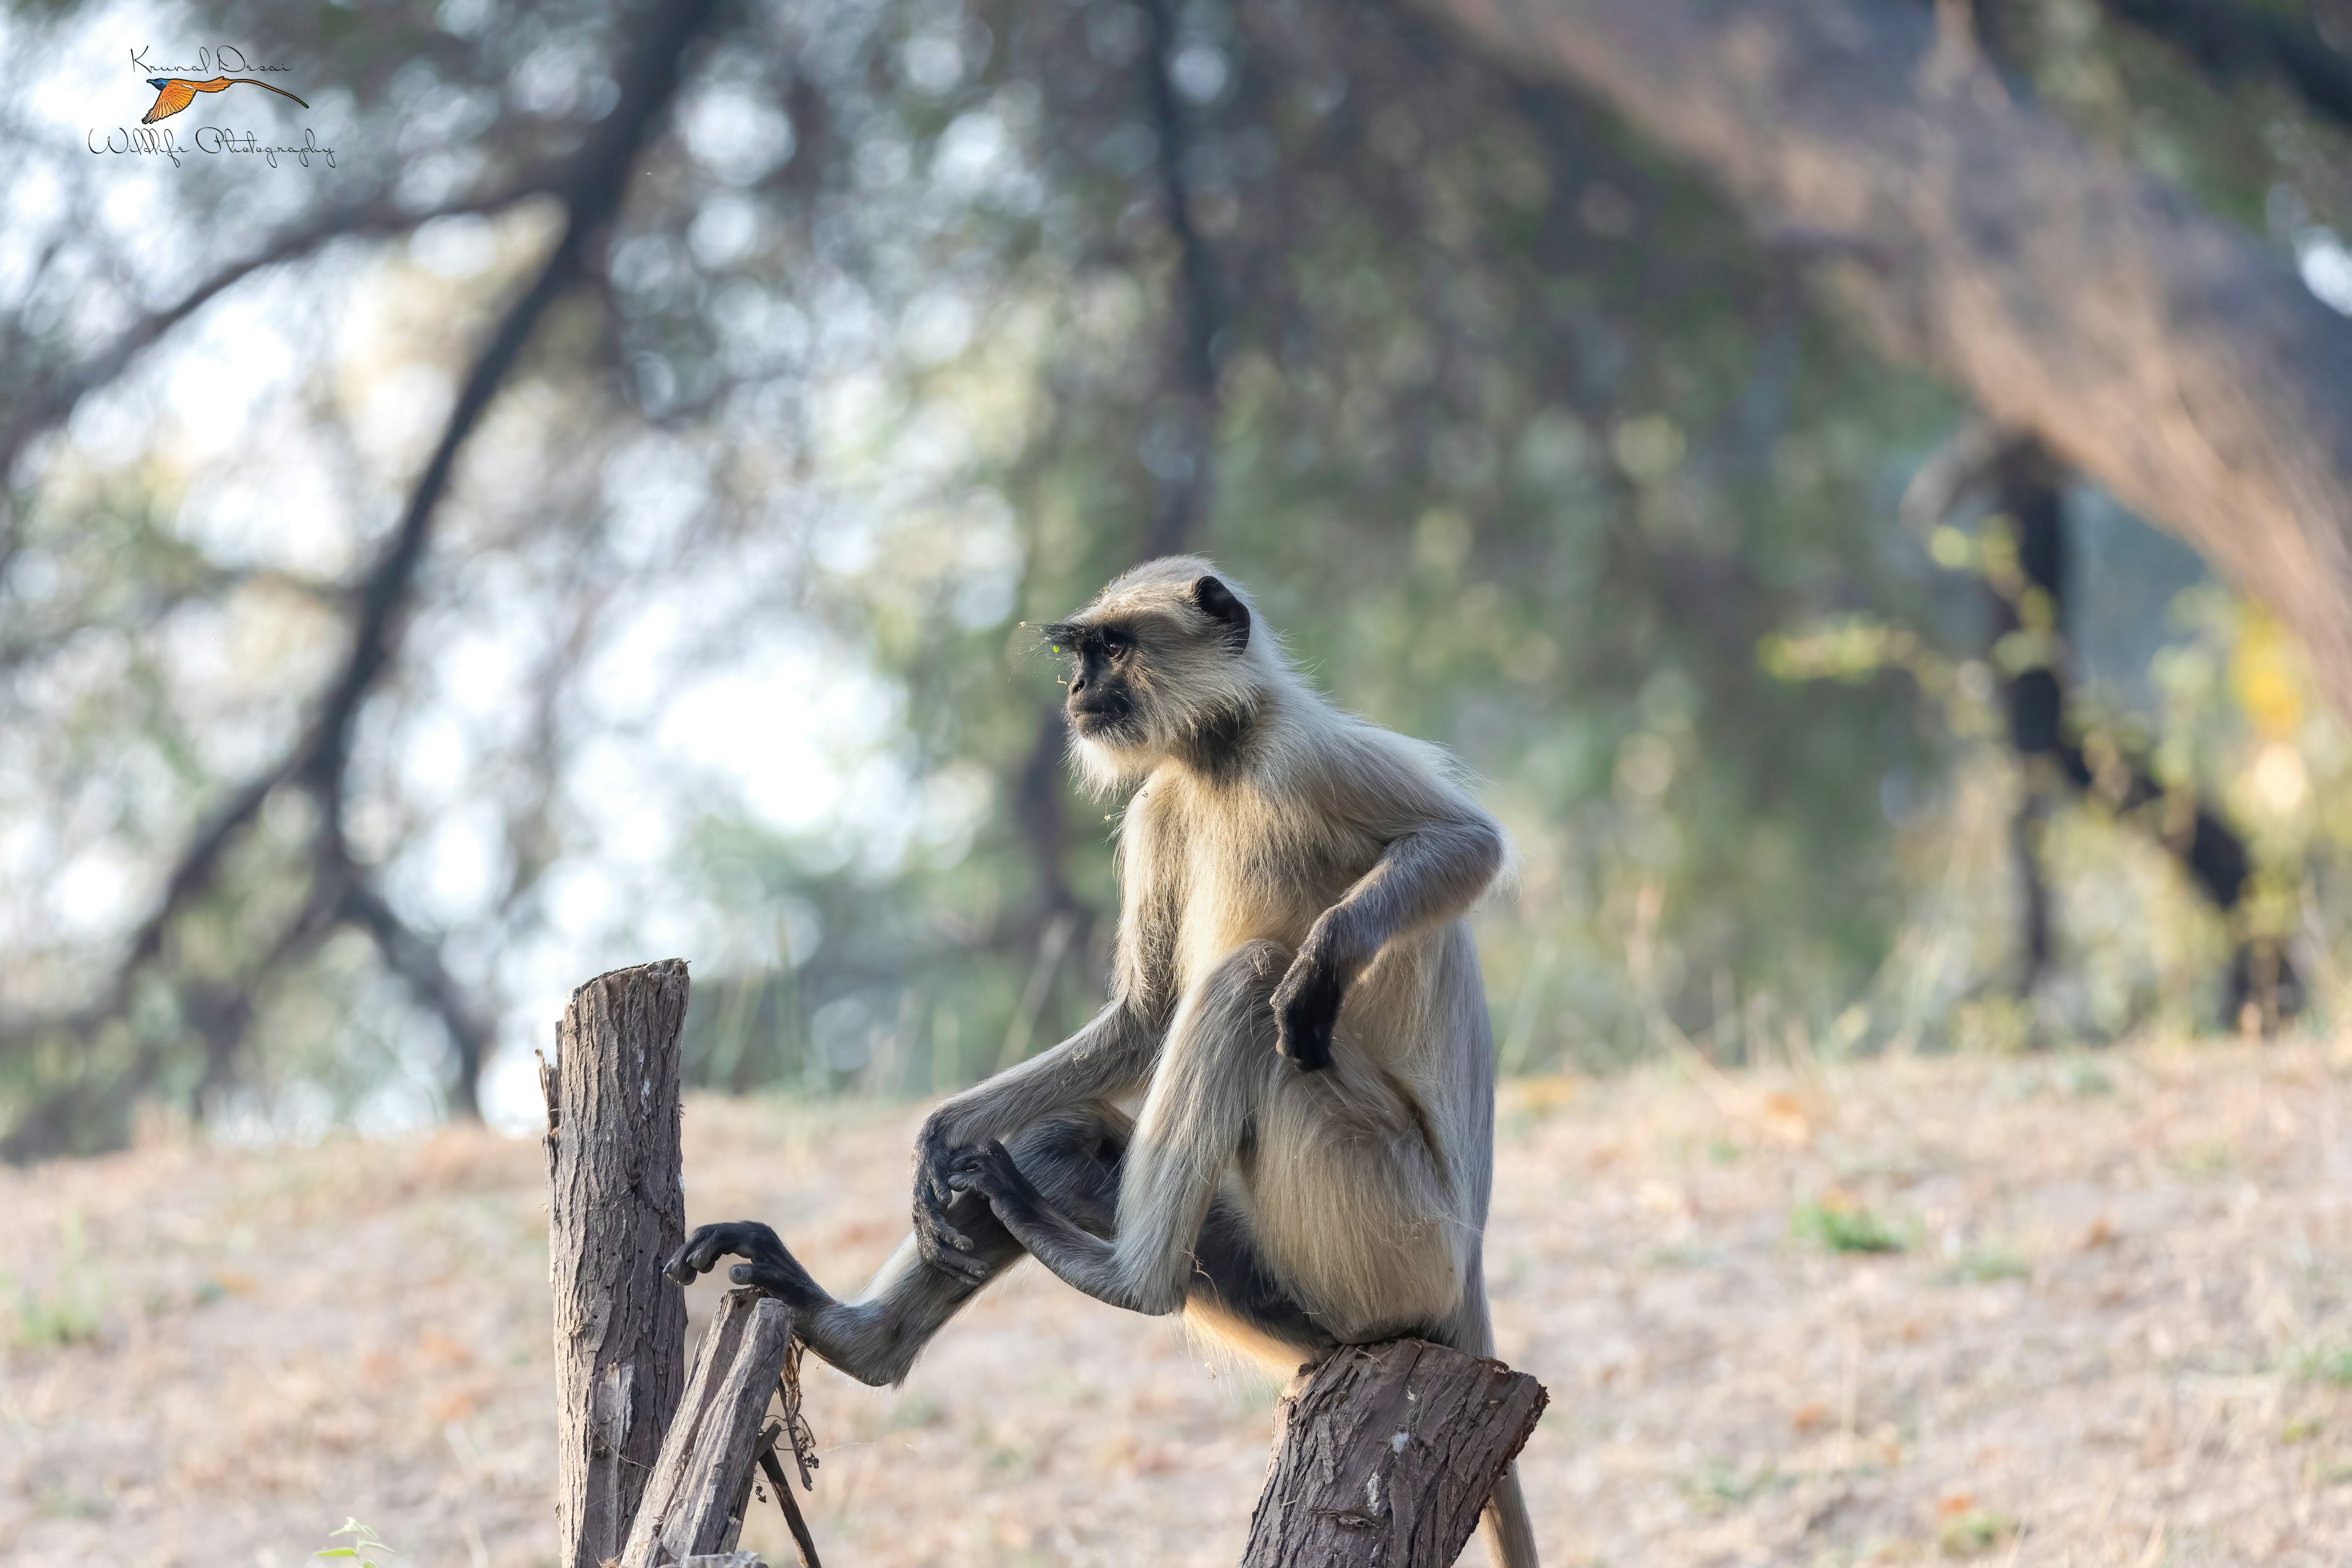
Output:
top-left (1241, 1339), bottom-right (1547, 1568)
top-left (545, 960), bottom-right (692, 1568)
top-left (620, 1287), bottom-right (816, 1568)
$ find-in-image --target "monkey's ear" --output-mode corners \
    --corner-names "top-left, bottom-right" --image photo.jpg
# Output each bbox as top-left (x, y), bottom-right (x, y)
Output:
top-left (1190, 575), bottom-right (1250, 652)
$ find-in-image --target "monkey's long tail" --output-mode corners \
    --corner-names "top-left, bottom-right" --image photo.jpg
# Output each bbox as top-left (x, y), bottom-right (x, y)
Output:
top-left (1478, 1464), bottom-right (1540, 1568)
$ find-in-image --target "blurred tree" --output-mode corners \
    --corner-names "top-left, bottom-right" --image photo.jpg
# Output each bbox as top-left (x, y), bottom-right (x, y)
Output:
top-left (3, 0), bottom-right (2351, 1155)
top-left (1422, 0), bottom-right (2352, 706)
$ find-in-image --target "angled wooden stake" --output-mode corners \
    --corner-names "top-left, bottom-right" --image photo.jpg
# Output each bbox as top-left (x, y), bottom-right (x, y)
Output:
top-left (621, 1287), bottom-right (809, 1567)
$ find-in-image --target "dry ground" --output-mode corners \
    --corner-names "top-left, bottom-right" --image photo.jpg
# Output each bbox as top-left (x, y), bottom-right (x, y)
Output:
top-left (6, 1041), bottom-right (2352, 1566)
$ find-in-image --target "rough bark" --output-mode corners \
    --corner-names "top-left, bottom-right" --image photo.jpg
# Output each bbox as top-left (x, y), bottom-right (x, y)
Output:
top-left (1419, 0), bottom-right (2352, 714)
top-left (1241, 1340), bottom-right (1547, 1568)
top-left (620, 1289), bottom-right (801, 1568)
top-left (547, 960), bottom-right (692, 1568)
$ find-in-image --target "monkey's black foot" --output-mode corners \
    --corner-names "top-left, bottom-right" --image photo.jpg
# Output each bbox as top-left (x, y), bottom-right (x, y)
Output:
top-left (911, 1109), bottom-right (986, 1275)
top-left (1271, 949), bottom-right (1342, 1072)
top-left (665, 1219), bottom-right (823, 1307)
top-left (913, 1186), bottom-right (993, 1284)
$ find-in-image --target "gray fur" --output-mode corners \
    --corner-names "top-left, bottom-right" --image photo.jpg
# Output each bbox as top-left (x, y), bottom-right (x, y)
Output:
top-left (669, 558), bottom-right (1536, 1567)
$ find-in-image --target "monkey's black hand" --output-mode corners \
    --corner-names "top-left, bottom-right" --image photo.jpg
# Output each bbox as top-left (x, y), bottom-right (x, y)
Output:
top-left (944, 1139), bottom-right (1047, 1226)
top-left (1272, 946), bottom-right (1343, 1071)
top-left (663, 1219), bottom-right (821, 1306)
top-left (911, 1109), bottom-right (989, 1283)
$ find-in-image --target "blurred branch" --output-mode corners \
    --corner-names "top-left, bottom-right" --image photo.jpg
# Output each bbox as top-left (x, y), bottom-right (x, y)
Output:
top-left (0, 179), bottom-right (561, 530)
top-left (0, 565), bottom-right (347, 673)
top-left (0, 0), bottom-right (722, 1149)
top-left (1418, 0), bottom-right (2352, 717)
top-left (2097, 0), bottom-right (2352, 130)
top-left (1135, 0), bottom-right (1226, 559)
top-left (337, 871), bottom-right (494, 1117)
top-left (1000, 0), bottom-right (1238, 1027)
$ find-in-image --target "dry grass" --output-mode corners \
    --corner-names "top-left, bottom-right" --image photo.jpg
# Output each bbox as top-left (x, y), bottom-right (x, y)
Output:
top-left (6, 1040), bottom-right (2352, 1566)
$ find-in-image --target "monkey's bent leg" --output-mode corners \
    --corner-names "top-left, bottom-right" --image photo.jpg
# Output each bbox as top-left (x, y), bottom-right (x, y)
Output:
top-left (668, 1107), bottom-right (1126, 1386)
top-left (952, 941), bottom-right (1290, 1317)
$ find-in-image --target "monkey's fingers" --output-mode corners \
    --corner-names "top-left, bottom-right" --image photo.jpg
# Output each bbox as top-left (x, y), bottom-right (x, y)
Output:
top-left (942, 1147), bottom-right (999, 1194)
top-left (945, 1139), bottom-right (1039, 1206)
top-left (1271, 959), bottom-right (1342, 1071)
top-left (725, 1246), bottom-right (828, 1308)
top-left (664, 1219), bottom-right (784, 1284)
top-left (921, 1155), bottom-right (962, 1212)
top-left (728, 1259), bottom-right (817, 1296)
top-left (913, 1114), bottom-right (967, 1210)
top-left (913, 1223), bottom-right (992, 1284)
top-left (913, 1193), bottom-right (974, 1254)
top-left (1271, 1006), bottom-right (1335, 1071)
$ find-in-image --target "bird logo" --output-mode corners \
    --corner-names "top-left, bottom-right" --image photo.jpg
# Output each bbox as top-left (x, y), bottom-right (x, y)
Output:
top-left (140, 76), bottom-right (309, 126)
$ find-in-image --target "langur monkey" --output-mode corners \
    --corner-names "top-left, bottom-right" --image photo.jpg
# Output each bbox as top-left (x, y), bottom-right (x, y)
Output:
top-left (668, 557), bottom-right (1537, 1566)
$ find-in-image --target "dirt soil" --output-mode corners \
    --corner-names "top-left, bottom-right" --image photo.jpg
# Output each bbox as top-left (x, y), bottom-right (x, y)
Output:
top-left (4, 1041), bottom-right (2351, 1567)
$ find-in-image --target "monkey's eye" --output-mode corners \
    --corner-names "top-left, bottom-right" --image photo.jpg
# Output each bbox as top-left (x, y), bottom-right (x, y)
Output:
top-left (1100, 627), bottom-right (1131, 659)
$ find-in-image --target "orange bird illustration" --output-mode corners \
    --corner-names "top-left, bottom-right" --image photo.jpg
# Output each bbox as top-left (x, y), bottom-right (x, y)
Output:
top-left (140, 76), bottom-right (309, 125)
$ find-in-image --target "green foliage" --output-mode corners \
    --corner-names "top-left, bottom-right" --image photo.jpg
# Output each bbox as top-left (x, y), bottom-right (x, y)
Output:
top-left (6, 1209), bottom-right (105, 1349)
top-left (2285, 1341), bottom-right (2352, 1387)
top-left (315, 1517), bottom-right (396, 1567)
top-left (1942, 1246), bottom-right (2030, 1285)
top-left (1935, 1508), bottom-right (2019, 1559)
top-left (1791, 1199), bottom-right (1909, 1255)
top-left (1679, 1457), bottom-right (1788, 1513)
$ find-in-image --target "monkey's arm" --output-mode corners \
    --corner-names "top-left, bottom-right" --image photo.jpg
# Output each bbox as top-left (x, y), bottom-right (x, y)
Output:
top-left (948, 942), bottom-right (1272, 1316)
top-left (1273, 806), bottom-right (1504, 1069)
top-left (910, 997), bottom-right (1159, 1272)
top-left (946, 1139), bottom-right (1199, 1316)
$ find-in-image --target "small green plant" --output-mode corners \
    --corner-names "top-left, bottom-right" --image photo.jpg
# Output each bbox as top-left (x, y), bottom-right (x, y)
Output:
top-left (2057, 1059), bottom-right (2114, 1099)
top-left (2285, 1341), bottom-right (2352, 1385)
top-left (1678, 1458), bottom-right (1785, 1513)
top-left (1792, 1199), bottom-right (1907, 1254)
top-left (1935, 1509), bottom-right (2018, 1558)
top-left (7, 1209), bottom-right (105, 1349)
top-left (2169, 1140), bottom-right (2236, 1180)
top-left (1942, 1246), bottom-right (2029, 1284)
top-left (316, 1518), bottom-right (398, 1567)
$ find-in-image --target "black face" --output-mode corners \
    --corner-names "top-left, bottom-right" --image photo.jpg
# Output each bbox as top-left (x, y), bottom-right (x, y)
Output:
top-left (1046, 621), bottom-right (1140, 739)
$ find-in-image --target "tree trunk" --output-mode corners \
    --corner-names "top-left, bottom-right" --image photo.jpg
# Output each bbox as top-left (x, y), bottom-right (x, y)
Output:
top-left (546, 960), bottom-right (692, 1568)
top-left (1241, 1340), bottom-right (1547, 1568)
top-left (1418, 0), bottom-right (2352, 713)
top-left (620, 1288), bottom-right (804, 1568)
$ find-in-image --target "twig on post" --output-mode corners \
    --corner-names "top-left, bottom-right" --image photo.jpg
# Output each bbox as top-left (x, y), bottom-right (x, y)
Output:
top-left (547, 960), bottom-right (692, 1568)
top-left (1241, 1339), bottom-right (1547, 1568)
top-left (755, 1422), bottom-right (824, 1568)
top-left (621, 1288), bottom-right (808, 1567)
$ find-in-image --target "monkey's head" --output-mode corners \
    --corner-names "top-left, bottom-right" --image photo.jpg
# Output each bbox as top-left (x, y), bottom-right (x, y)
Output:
top-left (1041, 556), bottom-right (1268, 790)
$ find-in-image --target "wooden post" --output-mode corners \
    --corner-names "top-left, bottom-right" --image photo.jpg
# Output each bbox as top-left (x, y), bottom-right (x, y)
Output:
top-left (1241, 1340), bottom-right (1547, 1568)
top-left (620, 1288), bottom-right (811, 1568)
top-left (546, 960), bottom-right (692, 1568)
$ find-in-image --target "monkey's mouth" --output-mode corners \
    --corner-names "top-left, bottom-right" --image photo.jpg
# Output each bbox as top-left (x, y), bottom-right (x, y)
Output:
top-left (1068, 696), bottom-right (1140, 741)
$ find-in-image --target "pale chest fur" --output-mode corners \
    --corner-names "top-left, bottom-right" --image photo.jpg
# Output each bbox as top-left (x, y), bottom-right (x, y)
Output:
top-left (1116, 763), bottom-right (1381, 1001)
